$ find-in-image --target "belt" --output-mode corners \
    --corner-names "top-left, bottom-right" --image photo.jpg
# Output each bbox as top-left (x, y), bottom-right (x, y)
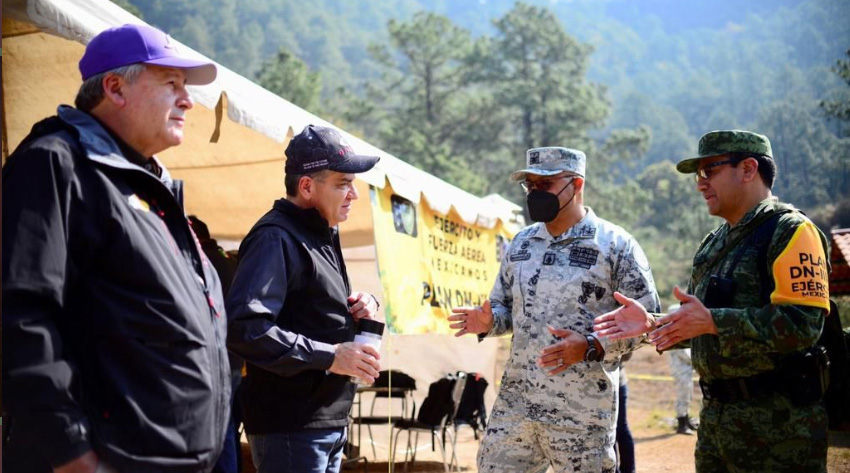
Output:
top-left (699, 370), bottom-right (781, 403)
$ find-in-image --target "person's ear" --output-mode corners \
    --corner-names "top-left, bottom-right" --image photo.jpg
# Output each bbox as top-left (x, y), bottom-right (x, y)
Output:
top-left (101, 73), bottom-right (126, 107)
top-left (298, 175), bottom-right (314, 200)
top-left (741, 157), bottom-right (759, 183)
top-left (573, 176), bottom-right (585, 192)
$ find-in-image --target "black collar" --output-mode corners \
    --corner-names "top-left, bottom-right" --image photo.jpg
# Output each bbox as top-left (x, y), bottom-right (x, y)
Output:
top-left (273, 198), bottom-right (335, 235)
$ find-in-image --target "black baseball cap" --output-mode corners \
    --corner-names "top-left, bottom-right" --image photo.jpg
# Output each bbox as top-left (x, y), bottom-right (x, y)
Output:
top-left (284, 125), bottom-right (380, 175)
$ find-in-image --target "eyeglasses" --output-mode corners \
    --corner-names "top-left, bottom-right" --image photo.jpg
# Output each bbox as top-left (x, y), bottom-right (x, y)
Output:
top-left (695, 160), bottom-right (736, 182)
top-left (520, 175), bottom-right (575, 193)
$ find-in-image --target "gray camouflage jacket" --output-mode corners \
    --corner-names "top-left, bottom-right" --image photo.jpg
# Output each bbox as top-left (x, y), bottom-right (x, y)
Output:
top-left (485, 208), bottom-right (660, 429)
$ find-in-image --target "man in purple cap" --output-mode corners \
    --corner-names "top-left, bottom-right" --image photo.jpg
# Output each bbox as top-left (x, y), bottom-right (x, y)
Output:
top-left (226, 125), bottom-right (382, 473)
top-left (3, 24), bottom-right (229, 473)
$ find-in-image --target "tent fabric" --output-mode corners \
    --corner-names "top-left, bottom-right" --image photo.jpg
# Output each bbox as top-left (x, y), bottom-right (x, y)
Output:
top-left (2, 0), bottom-right (523, 239)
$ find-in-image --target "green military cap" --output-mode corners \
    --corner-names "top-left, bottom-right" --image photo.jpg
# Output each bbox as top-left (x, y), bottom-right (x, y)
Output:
top-left (676, 130), bottom-right (773, 174)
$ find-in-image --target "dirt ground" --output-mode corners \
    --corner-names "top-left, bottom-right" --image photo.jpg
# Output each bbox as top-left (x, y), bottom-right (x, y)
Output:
top-left (340, 347), bottom-right (850, 473)
top-left (243, 346), bottom-right (850, 472)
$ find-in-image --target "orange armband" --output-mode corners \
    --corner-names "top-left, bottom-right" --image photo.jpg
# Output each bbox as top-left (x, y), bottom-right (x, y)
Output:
top-left (770, 221), bottom-right (829, 310)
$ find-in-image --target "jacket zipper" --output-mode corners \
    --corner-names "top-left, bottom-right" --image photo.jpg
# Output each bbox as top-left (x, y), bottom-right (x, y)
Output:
top-left (108, 164), bottom-right (229, 456)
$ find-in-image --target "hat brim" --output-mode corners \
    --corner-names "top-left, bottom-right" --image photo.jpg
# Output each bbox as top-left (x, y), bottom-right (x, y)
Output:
top-left (509, 168), bottom-right (571, 182)
top-left (676, 153), bottom-right (729, 174)
top-left (329, 154), bottom-right (380, 174)
top-left (145, 57), bottom-right (217, 85)
top-left (675, 157), bottom-right (703, 174)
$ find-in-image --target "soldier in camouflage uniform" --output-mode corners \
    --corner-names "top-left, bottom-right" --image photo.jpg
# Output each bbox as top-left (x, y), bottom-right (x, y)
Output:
top-left (594, 130), bottom-right (830, 473)
top-left (449, 147), bottom-right (660, 473)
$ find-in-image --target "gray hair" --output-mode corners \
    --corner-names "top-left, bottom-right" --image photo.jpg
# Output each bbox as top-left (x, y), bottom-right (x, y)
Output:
top-left (75, 63), bottom-right (146, 112)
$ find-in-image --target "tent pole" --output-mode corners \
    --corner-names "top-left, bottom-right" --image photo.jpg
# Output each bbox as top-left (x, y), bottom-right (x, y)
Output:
top-left (2, 51), bottom-right (8, 163)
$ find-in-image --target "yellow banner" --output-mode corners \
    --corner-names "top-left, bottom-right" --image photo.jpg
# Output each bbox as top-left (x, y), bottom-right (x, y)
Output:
top-left (370, 184), bottom-right (513, 334)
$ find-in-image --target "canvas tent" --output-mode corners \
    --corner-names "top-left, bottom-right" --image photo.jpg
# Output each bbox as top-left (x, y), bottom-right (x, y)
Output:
top-left (2, 0), bottom-right (522, 244)
top-left (2, 0), bottom-right (522, 414)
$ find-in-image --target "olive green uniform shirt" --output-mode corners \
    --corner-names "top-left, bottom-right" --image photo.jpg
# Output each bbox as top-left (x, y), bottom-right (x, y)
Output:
top-left (687, 198), bottom-right (830, 383)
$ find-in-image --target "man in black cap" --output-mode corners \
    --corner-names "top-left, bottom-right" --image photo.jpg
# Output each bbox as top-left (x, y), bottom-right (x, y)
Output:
top-left (3, 23), bottom-right (228, 473)
top-left (226, 125), bottom-right (383, 473)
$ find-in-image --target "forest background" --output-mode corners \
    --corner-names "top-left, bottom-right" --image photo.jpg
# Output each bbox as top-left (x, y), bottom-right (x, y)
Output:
top-left (118, 0), bottom-right (850, 313)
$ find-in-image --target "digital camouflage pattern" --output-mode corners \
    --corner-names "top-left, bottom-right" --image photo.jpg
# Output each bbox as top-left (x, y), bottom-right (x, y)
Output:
top-left (687, 199), bottom-right (828, 382)
top-left (510, 146), bottom-right (587, 181)
top-left (695, 394), bottom-right (827, 473)
top-left (676, 130), bottom-right (773, 173)
top-left (686, 198), bottom-right (829, 472)
top-left (478, 208), bottom-right (660, 472)
top-left (668, 348), bottom-right (694, 419)
top-left (480, 410), bottom-right (616, 473)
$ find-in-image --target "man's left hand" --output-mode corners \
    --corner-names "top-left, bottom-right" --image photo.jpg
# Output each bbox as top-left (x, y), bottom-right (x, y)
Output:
top-left (649, 286), bottom-right (717, 350)
top-left (537, 326), bottom-right (586, 375)
top-left (348, 292), bottom-right (379, 320)
top-left (593, 291), bottom-right (655, 339)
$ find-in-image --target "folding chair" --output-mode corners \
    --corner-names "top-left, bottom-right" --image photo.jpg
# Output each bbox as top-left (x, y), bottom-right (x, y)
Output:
top-left (390, 372), bottom-right (467, 472)
top-left (453, 373), bottom-right (489, 440)
top-left (351, 370), bottom-right (417, 458)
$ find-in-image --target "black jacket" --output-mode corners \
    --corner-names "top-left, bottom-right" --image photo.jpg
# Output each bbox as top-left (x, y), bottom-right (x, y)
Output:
top-left (2, 106), bottom-right (230, 473)
top-left (226, 198), bottom-right (356, 433)
top-left (199, 238), bottom-right (244, 379)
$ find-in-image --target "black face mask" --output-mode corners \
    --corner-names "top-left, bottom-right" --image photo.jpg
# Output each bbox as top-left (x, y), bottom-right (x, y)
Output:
top-left (526, 179), bottom-right (576, 223)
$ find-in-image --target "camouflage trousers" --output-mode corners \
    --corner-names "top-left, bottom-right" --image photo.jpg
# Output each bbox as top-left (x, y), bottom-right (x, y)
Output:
top-left (668, 348), bottom-right (694, 418)
top-left (477, 411), bottom-right (616, 473)
top-left (696, 394), bottom-right (827, 473)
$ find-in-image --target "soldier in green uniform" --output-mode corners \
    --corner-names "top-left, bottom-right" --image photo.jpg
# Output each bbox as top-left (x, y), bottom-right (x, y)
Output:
top-left (592, 130), bottom-right (830, 473)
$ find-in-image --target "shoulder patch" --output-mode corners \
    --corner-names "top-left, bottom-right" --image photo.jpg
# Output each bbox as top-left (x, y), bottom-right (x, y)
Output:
top-left (770, 221), bottom-right (829, 310)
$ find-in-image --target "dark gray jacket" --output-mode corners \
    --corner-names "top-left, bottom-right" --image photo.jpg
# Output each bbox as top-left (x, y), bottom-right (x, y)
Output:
top-left (2, 106), bottom-right (230, 473)
top-left (226, 199), bottom-right (356, 433)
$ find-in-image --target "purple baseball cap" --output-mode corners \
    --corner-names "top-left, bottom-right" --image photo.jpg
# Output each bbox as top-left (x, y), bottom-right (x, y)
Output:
top-left (79, 24), bottom-right (217, 85)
